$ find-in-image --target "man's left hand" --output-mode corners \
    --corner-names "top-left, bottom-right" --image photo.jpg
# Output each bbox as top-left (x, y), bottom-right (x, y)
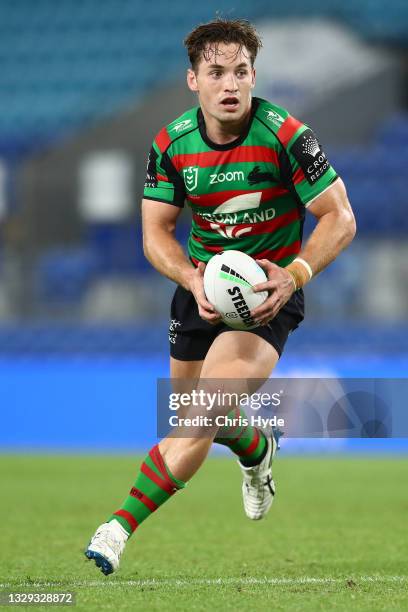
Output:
top-left (251, 259), bottom-right (295, 326)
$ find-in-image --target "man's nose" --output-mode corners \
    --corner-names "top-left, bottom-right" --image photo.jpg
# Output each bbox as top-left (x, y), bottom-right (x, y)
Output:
top-left (224, 73), bottom-right (238, 92)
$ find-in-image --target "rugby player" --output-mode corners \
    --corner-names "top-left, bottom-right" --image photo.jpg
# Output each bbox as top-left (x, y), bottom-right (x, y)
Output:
top-left (85, 18), bottom-right (356, 574)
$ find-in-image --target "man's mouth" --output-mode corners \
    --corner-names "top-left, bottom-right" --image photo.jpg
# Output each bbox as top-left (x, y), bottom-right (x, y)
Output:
top-left (220, 97), bottom-right (240, 110)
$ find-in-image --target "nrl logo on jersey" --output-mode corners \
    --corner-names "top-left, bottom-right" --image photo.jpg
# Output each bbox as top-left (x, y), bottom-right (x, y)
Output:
top-left (183, 166), bottom-right (199, 192)
top-left (170, 119), bottom-right (193, 133)
top-left (264, 109), bottom-right (285, 126)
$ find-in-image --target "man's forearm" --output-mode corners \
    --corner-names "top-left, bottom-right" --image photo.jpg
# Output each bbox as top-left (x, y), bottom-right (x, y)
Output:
top-left (284, 207), bottom-right (356, 291)
top-left (143, 226), bottom-right (195, 290)
top-left (284, 178), bottom-right (356, 290)
top-left (299, 208), bottom-right (356, 277)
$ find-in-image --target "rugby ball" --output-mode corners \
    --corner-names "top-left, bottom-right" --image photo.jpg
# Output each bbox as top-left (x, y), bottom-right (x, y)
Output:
top-left (203, 250), bottom-right (268, 330)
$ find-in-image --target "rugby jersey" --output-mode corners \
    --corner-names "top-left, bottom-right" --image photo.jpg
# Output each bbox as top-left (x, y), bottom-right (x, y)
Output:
top-left (144, 97), bottom-right (338, 266)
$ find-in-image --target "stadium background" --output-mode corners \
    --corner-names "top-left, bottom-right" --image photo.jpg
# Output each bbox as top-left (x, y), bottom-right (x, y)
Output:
top-left (0, 0), bottom-right (407, 454)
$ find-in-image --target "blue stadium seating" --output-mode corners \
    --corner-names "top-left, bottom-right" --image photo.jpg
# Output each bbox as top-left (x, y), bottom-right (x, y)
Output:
top-left (0, 0), bottom-right (406, 153)
top-left (329, 118), bottom-right (408, 236)
top-left (35, 247), bottom-right (100, 304)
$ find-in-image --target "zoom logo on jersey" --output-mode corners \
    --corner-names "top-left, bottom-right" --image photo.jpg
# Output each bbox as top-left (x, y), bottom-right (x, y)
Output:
top-left (227, 286), bottom-right (256, 328)
top-left (290, 128), bottom-right (331, 185)
top-left (210, 170), bottom-right (244, 185)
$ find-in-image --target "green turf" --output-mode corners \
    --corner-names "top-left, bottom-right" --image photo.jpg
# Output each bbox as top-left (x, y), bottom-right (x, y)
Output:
top-left (0, 454), bottom-right (407, 611)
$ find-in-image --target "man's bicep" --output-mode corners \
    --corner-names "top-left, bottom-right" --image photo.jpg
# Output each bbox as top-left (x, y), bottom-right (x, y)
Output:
top-left (278, 119), bottom-right (338, 207)
top-left (306, 177), bottom-right (354, 220)
top-left (141, 198), bottom-right (184, 234)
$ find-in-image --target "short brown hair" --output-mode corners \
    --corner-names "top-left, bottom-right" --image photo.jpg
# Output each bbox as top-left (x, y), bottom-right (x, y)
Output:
top-left (184, 18), bottom-right (262, 71)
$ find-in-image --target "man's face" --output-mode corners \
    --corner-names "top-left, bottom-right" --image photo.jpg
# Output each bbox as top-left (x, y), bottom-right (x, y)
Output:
top-left (187, 42), bottom-right (255, 124)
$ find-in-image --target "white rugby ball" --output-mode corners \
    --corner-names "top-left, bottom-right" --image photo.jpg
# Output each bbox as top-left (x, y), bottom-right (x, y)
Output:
top-left (203, 250), bottom-right (268, 330)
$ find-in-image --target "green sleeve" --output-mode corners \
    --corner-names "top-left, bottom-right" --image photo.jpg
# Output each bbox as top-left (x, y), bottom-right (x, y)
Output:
top-left (143, 142), bottom-right (185, 207)
top-left (281, 123), bottom-right (338, 207)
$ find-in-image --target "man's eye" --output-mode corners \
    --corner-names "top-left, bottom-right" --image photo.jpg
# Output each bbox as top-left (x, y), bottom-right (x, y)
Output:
top-left (237, 70), bottom-right (248, 77)
top-left (211, 72), bottom-right (222, 77)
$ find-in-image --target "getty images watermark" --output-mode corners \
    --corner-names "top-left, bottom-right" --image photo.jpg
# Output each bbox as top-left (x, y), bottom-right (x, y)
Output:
top-left (157, 378), bottom-right (408, 439)
top-left (168, 389), bottom-right (285, 429)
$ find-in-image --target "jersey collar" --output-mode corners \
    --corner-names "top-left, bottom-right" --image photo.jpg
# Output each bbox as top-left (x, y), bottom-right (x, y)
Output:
top-left (197, 98), bottom-right (259, 151)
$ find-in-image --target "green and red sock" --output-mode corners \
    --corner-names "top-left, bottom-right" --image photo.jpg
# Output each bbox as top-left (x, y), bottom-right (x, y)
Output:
top-left (109, 444), bottom-right (185, 537)
top-left (214, 407), bottom-right (267, 467)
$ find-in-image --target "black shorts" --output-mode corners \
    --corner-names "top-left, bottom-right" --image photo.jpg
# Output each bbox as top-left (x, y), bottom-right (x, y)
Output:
top-left (169, 285), bottom-right (304, 361)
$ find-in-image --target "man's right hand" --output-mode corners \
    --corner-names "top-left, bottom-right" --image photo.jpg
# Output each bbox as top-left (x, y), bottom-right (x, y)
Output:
top-left (187, 262), bottom-right (222, 325)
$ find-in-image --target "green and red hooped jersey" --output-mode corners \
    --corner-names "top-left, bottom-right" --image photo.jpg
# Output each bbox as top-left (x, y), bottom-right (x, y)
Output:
top-left (143, 97), bottom-right (338, 267)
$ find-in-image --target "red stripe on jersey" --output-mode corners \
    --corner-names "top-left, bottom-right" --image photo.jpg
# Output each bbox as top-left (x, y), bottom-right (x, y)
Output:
top-left (277, 116), bottom-right (303, 147)
top-left (292, 167), bottom-right (305, 185)
top-left (171, 146), bottom-right (279, 171)
top-left (191, 237), bottom-right (224, 254)
top-left (187, 186), bottom-right (289, 208)
top-left (113, 509), bottom-right (138, 533)
top-left (191, 239), bottom-right (300, 261)
top-left (155, 127), bottom-right (172, 153)
top-left (157, 173), bottom-right (169, 182)
top-left (192, 208), bottom-right (300, 237)
top-left (253, 241), bottom-right (301, 262)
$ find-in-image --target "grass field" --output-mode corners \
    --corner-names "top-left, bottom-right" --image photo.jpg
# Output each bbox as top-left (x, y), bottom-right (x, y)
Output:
top-left (0, 454), bottom-right (407, 611)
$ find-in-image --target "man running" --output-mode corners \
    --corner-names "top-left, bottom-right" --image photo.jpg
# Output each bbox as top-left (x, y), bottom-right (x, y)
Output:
top-left (85, 18), bottom-right (356, 575)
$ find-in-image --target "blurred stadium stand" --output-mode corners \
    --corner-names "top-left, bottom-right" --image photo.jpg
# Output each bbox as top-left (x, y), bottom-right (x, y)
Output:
top-left (0, 0), bottom-right (406, 154)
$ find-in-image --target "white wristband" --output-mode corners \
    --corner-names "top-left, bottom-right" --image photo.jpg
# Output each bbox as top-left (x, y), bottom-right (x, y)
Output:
top-left (293, 257), bottom-right (313, 280)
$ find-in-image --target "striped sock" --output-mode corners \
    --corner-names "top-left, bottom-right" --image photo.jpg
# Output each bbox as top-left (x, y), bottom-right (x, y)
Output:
top-left (214, 407), bottom-right (267, 467)
top-left (108, 444), bottom-right (185, 537)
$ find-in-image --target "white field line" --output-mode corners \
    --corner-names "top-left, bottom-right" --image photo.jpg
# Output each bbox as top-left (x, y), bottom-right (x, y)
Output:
top-left (0, 576), bottom-right (406, 589)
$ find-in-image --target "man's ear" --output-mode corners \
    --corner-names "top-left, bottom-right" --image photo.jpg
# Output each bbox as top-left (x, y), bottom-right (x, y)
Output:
top-left (251, 67), bottom-right (256, 89)
top-left (187, 68), bottom-right (199, 92)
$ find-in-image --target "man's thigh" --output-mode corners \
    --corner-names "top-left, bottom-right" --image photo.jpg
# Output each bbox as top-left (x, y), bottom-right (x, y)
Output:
top-left (188, 332), bottom-right (280, 418)
top-left (166, 333), bottom-right (278, 438)
top-left (170, 331), bottom-right (278, 384)
top-left (200, 331), bottom-right (279, 380)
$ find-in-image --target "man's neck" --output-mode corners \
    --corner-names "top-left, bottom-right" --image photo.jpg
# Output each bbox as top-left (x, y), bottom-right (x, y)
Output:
top-left (201, 101), bottom-right (253, 145)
